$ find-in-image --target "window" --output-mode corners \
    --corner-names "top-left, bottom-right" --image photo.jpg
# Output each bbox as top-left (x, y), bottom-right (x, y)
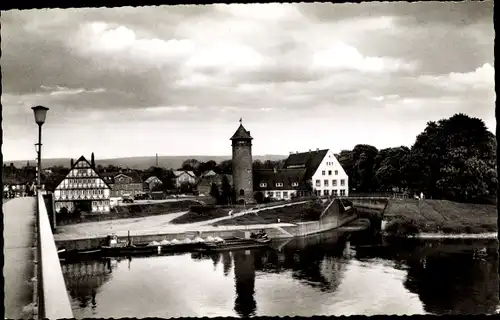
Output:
top-left (322, 170), bottom-right (326, 175)
top-left (335, 170), bottom-right (338, 175)
top-left (239, 189), bottom-right (245, 196)
top-left (324, 190), bottom-right (329, 196)
top-left (324, 180), bottom-right (329, 187)
top-left (275, 191), bottom-right (281, 198)
top-left (267, 192), bottom-right (273, 197)
top-left (315, 180), bottom-right (321, 187)
top-left (291, 182), bottom-right (299, 187)
top-left (340, 179), bottom-right (345, 186)
top-left (333, 190), bottom-right (338, 196)
top-left (276, 182), bottom-right (283, 187)
top-left (260, 182), bottom-right (267, 188)
top-left (283, 191), bottom-right (288, 198)
top-left (340, 189), bottom-right (346, 196)
top-left (328, 170), bottom-right (332, 175)
top-left (332, 180), bottom-right (337, 186)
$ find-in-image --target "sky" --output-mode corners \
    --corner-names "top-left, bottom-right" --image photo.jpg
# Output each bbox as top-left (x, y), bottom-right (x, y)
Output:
top-left (2, 1), bottom-right (495, 161)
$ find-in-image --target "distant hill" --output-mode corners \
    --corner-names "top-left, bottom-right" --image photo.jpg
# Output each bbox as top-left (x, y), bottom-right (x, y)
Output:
top-left (4, 155), bottom-right (288, 170)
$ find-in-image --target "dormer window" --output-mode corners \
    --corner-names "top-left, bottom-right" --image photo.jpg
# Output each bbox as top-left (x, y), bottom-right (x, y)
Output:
top-left (276, 182), bottom-right (284, 187)
top-left (291, 182), bottom-right (299, 187)
top-left (260, 182), bottom-right (267, 188)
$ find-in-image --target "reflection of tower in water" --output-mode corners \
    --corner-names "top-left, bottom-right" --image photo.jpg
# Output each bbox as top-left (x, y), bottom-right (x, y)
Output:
top-left (233, 250), bottom-right (257, 317)
top-left (61, 258), bottom-right (116, 310)
top-left (222, 252), bottom-right (233, 277)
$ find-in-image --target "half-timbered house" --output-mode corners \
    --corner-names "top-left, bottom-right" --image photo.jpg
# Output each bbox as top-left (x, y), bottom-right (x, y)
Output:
top-left (52, 154), bottom-right (112, 213)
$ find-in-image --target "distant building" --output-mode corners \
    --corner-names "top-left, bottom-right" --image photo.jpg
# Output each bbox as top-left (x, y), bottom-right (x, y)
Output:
top-left (100, 170), bottom-right (144, 197)
top-left (198, 173), bottom-right (233, 196)
top-left (200, 170), bottom-right (217, 179)
top-left (173, 170), bottom-right (197, 188)
top-left (144, 176), bottom-right (163, 192)
top-left (282, 149), bottom-right (349, 197)
top-left (229, 121), bottom-right (349, 203)
top-left (253, 167), bottom-right (309, 201)
top-left (52, 153), bottom-right (112, 213)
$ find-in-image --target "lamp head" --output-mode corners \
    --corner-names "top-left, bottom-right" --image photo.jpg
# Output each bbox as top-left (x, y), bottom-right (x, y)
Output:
top-left (31, 105), bottom-right (49, 125)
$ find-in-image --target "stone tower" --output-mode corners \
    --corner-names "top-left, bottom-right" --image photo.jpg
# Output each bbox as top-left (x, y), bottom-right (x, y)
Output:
top-left (231, 120), bottom-right (255, 205)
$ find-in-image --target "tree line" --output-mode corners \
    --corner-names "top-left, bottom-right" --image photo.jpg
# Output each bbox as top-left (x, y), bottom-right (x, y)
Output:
top-left (337, 113), bottom-right (497, 203)
top-left (4, 113), bottom-right (496, 204)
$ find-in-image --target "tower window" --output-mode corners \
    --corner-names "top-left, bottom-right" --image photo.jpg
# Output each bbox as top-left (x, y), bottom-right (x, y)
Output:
top-left (239, 189), bottom-right (245, 196)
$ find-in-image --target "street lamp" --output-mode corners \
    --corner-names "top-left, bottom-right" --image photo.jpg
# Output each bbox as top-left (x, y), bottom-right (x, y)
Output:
top-left (32, 105), bottom-right (49, 190)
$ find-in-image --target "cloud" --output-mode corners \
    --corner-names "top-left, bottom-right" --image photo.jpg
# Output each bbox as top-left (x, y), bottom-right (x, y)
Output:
top-left (1, 2), bottom-right (494, 160)
top-left (311, 41), bottom-right (415, 73)
top-left (418, 63), bottom-right (495, 92)
top-left (184, 42), bottom-right (264, 71)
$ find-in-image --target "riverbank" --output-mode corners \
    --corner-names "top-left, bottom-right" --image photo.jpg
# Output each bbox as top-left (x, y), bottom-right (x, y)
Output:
top-left (408, 232), bottom-right (497, 239)
top-left (382, 199), bottom-right (497, 236)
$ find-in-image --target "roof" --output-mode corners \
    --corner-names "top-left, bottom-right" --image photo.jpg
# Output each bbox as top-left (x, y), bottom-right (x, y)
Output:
top-left (174, 170), bottom-right (196, 178)
top-left (62, 155), bottom-right (113, 189)
top-left (100, 171), bottom-right (118, 184)
top-left (116, 171), bottom-right (143, 183)
top-left (282, 149), bottom-right (329, 179)
top-left (201, 170), bottom-right (217, 178)
top-left (230, 124), bottom-right (253, 141)
top-left (253, 168), bottom-right (308, 191)
top-left (145, 176), bottom-right (162, 184)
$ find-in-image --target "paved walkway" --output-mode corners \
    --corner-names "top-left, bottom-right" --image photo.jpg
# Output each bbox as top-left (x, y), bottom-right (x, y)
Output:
top-left (3, 197), bottom-right (36, 319)
top-left (54, 201), bottom-right (309, 241)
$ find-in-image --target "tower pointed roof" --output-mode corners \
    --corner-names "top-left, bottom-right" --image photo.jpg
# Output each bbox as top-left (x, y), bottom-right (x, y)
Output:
top-left (230, 123), bottom-right (253, 140)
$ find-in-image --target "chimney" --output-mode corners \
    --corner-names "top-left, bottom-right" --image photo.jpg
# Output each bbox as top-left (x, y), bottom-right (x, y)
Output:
top-left (91, 152), bottom-right (95, 168)
top-left (289, 151), bottom-right (293, 154)
top-left (70, 158), bottom-right (74, 167)
top-left (316, 148), bottom-right (319, 151)
top-left (296, 151), bottom-right (298, 154)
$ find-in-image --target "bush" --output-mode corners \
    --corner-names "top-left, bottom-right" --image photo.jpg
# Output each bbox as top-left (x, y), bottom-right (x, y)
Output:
top-left (385, 219), bottom-right (420, 237)
top-left (190, 205), bottom-right (215, 214)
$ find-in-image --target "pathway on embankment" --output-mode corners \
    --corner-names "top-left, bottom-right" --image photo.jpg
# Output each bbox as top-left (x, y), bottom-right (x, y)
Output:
top-left (3, 197), bottom-right (36, 319)
top-left (54, 200), bottom-right (309, 241)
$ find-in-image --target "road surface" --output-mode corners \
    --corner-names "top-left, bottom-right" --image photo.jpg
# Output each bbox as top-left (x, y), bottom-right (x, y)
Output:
top-left (4, 197), bottom-right (36, 319)
top-left (54, 201), bottom-right (309, 241)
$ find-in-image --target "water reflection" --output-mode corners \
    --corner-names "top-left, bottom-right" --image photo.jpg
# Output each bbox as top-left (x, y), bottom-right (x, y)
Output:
top-left (353, 237), bottom-right (499, 315)
top-left (61, 232), bottom-right (498, 318)
top-left (233, 250), bottom-right (257, 317)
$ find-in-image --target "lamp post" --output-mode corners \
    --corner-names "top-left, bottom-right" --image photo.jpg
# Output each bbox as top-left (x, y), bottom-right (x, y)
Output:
top-left (32, 106), bottom-right (49, 190)
top-left (32, 105), bottom-right (48, 319)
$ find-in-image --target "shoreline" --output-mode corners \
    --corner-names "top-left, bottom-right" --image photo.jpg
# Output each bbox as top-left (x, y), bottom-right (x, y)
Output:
top-left (409, 232), bottom-right (497, 239)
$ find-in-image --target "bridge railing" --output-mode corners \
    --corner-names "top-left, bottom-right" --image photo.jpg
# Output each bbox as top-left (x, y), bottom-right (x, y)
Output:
top-left (36, 192), bottom-right (73, 319)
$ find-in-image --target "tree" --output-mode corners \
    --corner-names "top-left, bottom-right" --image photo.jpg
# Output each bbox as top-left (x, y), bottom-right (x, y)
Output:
top-left (181, 159), bottom-right (200, 172)
top-left (218, 160), bottom-right (233, 174)
top-left (209, 183), bottom-right (221, 203)
top-left (220, 175), bottom-right (233, 205)
top-left (409, 113), bottom-right (496, 201)
top-left (373, 146), bottom-right (410, 191)
top-left (352, 144), bottom-right (379, 192)
top-left (252, 160), bottom-right (263, 171)
top-left (254, 191), bottom-right (264, 203)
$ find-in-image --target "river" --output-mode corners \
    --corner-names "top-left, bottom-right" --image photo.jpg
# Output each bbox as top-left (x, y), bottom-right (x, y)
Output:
top-left (61, 230), bottom-right (499, 318)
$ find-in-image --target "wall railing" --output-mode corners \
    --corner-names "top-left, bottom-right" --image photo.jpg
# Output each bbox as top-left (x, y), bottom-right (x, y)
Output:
top-left (36, 192), bottom-right (73, 319)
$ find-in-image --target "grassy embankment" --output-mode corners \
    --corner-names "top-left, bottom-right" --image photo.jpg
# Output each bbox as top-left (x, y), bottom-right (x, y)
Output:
top-left (383, 199), bottom-right (497, 236)
top-left (170, 197), bottom-right (321, 225)
top-left (211, 201), bottom-right (327, 226)
top-left (56, 200), bottom-right (199, 225)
